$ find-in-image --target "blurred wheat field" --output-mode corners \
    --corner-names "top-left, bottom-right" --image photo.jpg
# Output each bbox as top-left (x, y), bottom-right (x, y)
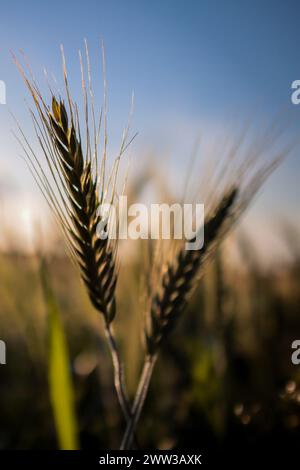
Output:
top-left (0, 37), bottom-right (297, 451)
top-left (0, 225), bottom-right (300, 449)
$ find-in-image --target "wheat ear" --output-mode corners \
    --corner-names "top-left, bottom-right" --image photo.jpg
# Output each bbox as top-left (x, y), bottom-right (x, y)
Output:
top-left (14, 52), bottom-right (132, 429)
top-left (48, 98), bottom-right (117, 321)
top-left (48, 98), bottom-right (131, 421)
top-left (145, 188), bottom-right (238, 354)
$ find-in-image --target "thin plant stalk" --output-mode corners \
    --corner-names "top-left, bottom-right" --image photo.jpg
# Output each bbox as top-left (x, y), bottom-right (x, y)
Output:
top-left (121, 354), bottom-right (157, 450)
top-left (104, 321), bottom-right (131, 423)
top-left (14, 48), bottom-right (135, 435)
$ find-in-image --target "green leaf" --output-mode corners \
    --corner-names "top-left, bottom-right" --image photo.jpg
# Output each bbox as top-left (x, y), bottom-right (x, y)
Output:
top-left (40, 259), bottom-right (79, 450)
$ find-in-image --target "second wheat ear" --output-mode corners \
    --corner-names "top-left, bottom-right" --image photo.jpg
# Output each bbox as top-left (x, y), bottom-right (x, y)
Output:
top-left (145, 188), bottom-right (238, 354)
top-left (122, 126), bottom-right (287, 448)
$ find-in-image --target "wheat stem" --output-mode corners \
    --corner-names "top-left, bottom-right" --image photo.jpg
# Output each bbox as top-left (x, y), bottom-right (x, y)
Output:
top-left (104, 321), bottom-right (131, 422)
top-left (15, 55), bottom-right (134, 437)
top-left (120, 354), bottom-right (157, 450)
top-left (104, 322), bottom-right (141, 448)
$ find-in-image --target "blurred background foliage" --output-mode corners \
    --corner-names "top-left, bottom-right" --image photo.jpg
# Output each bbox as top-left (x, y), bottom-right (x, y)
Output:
top-left (0, 169), bottom-right (300, 451)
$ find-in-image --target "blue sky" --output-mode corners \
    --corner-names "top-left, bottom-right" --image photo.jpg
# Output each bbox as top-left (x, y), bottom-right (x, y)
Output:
top-left (0, 0), bottom-right (299, 258)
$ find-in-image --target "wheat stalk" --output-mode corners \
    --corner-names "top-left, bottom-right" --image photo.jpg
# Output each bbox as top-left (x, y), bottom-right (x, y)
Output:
top-left (14, 48), bottom-right (133, 429)
top-left (121, 135), bottom-right (288, 448)
top-left (121, 188), bottom-right (238, 449)
top-left (49, 97), bottom-right (131, 421)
